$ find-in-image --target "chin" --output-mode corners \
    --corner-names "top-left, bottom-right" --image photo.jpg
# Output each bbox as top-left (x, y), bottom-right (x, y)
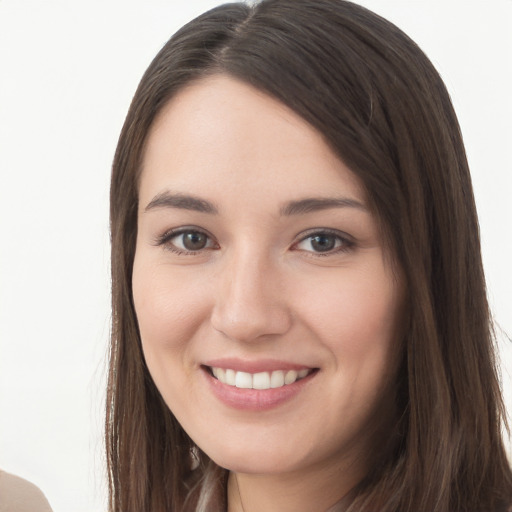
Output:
top-left (212, 451), bottom-right (300, 475)
top-left (196, 436), bottom-right (301, 474)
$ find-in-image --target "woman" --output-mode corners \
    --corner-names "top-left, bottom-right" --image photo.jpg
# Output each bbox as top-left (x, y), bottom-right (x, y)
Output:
top-left (106, 0), bottom-right (512, 510)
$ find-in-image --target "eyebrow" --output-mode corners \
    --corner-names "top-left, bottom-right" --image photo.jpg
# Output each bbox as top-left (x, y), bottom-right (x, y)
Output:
top-left (280, 197), bottom-right (367, 216)
top-left (144, 191), bottom-right (367, 216)
top-left (144, 192), bottom-right (218, 214)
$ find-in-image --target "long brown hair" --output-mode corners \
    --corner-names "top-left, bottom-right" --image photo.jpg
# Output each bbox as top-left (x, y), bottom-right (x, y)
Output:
top-left (107, 1), bottom-right (512, 510)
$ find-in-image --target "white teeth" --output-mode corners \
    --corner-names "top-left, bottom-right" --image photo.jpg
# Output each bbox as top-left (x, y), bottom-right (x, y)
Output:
top-left (210, 367), bottom-right (312, 390)
top-left (225, 369), bottom-right (236, 386)
top-left (235, 371), bottom-right (253, 389)
top-left (216, 367), bottom-right (226, 382)
top-left (253, 371), bottom-right (270, 390)
top-left (270, 370), bottom-right (285, 388)
top-left (284, 370), bottom-right (298, 385)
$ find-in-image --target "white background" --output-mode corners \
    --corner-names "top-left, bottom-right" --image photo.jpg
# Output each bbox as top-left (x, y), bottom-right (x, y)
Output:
top-left (0, 1), bottom-right (510, 511)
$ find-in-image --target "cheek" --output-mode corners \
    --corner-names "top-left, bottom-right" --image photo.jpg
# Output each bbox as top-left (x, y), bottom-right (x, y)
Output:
top-left (131, 259), bottom-right (212, 419)
top-left (301, 267), bottom-right (400, 338)
top-left (295, 263), bottom-right (403, 383)
top-left (131, 259), bottom-right (208, 365)
top-left (340, 288), bottom-right (399, 359)
top-left (303, 268), bottom-right (403, 435)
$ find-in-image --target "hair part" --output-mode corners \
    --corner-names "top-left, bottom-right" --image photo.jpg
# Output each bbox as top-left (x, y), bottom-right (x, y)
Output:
top-left (107, 1), bottom-right (512, 510)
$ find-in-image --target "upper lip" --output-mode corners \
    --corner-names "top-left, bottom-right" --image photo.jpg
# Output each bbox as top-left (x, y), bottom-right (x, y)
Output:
top-left (202, 358), bottom-right (315, 374)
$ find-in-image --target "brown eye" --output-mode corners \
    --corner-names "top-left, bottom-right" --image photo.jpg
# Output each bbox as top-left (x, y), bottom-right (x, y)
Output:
top-left (158, 228), bottom-right (217, 254)
top-left (181, 231), bottom-right (208, 251)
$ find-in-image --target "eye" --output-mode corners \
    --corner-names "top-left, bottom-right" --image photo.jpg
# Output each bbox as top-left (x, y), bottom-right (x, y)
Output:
top-left (156, 228), bottom-right (217, 254)
top-left (293, 230), bottom-right (353, 254)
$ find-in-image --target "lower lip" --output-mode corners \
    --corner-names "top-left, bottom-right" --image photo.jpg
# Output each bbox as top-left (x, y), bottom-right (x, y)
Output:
top-left (202, 367), bottom-right (317, 411)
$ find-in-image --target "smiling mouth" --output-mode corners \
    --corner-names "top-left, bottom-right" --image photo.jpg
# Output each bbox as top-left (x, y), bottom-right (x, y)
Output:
top-left (205, 366), bottom-right (317, 390)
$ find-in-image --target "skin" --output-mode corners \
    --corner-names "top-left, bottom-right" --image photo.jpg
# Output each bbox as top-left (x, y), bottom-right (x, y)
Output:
top-left (132, 75), bottom-right (405, 512)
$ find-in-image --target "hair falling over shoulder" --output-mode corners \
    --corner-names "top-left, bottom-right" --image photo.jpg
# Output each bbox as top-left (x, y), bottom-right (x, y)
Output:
top-left (106, 1), bottom-right (512, 510)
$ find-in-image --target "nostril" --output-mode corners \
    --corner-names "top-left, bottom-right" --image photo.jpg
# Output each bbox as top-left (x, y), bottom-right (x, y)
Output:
top-left (210, 304), bottom-right (292, 343)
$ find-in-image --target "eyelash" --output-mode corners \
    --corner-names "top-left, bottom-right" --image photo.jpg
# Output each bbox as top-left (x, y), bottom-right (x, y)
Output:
top-left (292, 228), bottom-right (355, 256)
top-left (154, 227), bottom-right (355, 256)
top-left (154, 227), bottom-right (218, 255)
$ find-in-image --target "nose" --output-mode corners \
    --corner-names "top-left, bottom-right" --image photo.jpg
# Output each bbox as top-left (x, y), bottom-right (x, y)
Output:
top-left (210, 249), bottom-right (292, 343)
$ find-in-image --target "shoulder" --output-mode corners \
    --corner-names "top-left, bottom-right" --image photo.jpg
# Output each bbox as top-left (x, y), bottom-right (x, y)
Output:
top-left (0, 471), bottom-right (53, 512)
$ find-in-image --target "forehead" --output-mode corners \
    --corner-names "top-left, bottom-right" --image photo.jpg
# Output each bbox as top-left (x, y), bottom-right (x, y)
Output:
top-left (139, 74), bottom-right (366, 209)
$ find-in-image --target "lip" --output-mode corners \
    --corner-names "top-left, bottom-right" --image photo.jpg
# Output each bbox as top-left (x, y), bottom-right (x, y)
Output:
top-left (201, 360), bottom-right (318, 411)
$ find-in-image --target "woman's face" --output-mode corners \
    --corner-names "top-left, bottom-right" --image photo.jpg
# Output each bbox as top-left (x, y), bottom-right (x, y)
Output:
top-left (133, 75), bottom-right (404, 479)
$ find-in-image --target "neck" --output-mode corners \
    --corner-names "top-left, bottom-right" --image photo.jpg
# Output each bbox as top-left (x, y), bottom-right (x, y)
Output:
top-left (226, 457), bottom-right (361, 512)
